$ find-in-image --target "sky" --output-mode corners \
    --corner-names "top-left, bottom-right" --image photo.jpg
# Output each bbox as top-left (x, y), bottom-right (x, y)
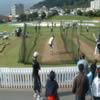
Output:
top-left (0, 0), bottom-right (43, 15)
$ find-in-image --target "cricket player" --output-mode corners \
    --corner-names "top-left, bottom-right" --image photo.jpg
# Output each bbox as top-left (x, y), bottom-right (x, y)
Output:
top-left (48, 35), bottom-right (55, 48)
top-left (32, 51), bottom-right (41, 100)
top-left (48, 35), bottom-right (55, 54)
top-left (93, 33), bottom-right (100, 57)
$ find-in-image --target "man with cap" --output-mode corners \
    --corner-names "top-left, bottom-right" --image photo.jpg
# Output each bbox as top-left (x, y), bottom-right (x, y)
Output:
top-left (32, 51), bottom-right (41, 100)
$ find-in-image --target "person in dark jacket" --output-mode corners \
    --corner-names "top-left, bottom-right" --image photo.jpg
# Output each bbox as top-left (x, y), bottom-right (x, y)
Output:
top-left (32, 51), bottom-right (41, 99)
top-left (45, 71), bottom-right (59, 100)
top-left (72, 64), bottom-right (89, 100)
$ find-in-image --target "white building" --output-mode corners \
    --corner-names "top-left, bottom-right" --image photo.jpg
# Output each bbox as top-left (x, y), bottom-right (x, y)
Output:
top-left (38, 6), bottom-right (49, 17)
top-left (11, 4), bottom-right (24, 17)
top-left (90, 0), bottom-right (100, 10)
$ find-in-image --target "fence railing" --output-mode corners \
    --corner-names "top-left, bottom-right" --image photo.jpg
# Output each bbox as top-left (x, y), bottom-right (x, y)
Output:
top-left (0, 67), bottom-right (78, 88)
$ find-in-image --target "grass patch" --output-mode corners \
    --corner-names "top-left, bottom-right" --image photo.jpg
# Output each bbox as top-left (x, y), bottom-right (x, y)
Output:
top-left (48, 15), bottom-right (91, 20)
top-left (0, 22), bottom-right (100, 67)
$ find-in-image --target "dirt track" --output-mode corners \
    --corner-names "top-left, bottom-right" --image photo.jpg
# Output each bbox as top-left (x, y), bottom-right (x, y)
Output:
top-left (41, 38), bottom-right (72, 64)
top-left (41, 36), bottom-right (100, 64)
top-left (79, 40), bottom-right (100, 61)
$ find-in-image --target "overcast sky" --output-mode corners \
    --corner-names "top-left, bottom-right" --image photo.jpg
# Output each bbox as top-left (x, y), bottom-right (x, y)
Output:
top-left (0, 0), bottom-right (43, 15)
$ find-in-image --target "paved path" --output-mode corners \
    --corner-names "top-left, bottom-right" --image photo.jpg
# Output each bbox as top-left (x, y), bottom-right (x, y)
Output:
top-left (0, 88), bottom-right (91, 100)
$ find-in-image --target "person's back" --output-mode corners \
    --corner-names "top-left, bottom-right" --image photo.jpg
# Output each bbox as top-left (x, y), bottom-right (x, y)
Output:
top-left (32, 59), bottom-right (40, 76)
top-left (45, 71), bottom-right (58, 100)
top-left (32, 51), bottom-right (41, 100)
top-left (72, 64), bottom-right (89, 100)
top-left (73, 72), bottom-right (89, 96)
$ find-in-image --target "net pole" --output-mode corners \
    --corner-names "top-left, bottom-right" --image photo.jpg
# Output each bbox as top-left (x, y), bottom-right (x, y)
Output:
top-left (23, 23), bottom-right (27, 63)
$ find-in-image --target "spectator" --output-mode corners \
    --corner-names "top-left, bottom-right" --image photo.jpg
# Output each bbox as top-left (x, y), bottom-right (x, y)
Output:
top-left (93, 59), bottom-right (97, 68)
top-left (32, 51), bottom-right (41, 100)
top-left (77, 53), bottom-right (89, 74)
top-left (91, 67), bottom-right (100, 100)
top-left (87, 63), bottom-right (97, 99)
top-left (88, 63), bottom-right (96, 84)
top-left (45, 71), bottom-right (59, 100)
top-left (72, 64), bottom-right (89, 100)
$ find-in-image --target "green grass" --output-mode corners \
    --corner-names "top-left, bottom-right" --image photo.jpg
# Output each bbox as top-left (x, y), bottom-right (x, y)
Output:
top-left (24, 26), bottom-right (64, 64)
top-left (0, 23), bottom-right (31, 67)
top-left (0, 23), bottom-right (15, 33)
top-left (48, 15), bottom-right (91, 20)
top-left (47, 15), bottom-right (100, 20)
top-left (0, 21), bottom-right (100, 67)
top-left (0, 38), bottom-right (31, 67)
top-left (0, 23), bottom-right (65, 66)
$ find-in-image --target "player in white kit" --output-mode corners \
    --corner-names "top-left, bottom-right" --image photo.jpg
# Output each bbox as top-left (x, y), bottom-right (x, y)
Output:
top-left (48, 35), bottom-right (55, 54)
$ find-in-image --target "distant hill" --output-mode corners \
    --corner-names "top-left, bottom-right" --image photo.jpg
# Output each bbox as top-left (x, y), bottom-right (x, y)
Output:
top-left (32, 0), bottom-right (92, 9)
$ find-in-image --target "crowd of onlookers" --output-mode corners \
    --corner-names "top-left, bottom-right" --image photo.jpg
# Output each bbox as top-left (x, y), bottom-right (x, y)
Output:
top-left (32, 51), bottom-right (100, 100)
top-left (72, 53), bottom-right (98, 100)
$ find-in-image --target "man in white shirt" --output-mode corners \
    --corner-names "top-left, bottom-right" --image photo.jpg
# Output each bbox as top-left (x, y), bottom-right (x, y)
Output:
top-left (48, 35), bottom-right (55, 54)
top-left (48, 35), bottom-right (54, 48)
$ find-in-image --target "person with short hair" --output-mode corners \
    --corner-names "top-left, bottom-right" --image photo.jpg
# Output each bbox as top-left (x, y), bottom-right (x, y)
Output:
top-left (77, 53), bottom-right (89, 74)
top-left (72, 64), bottom-right (89, 100)
top-left (91, 67), bottom-right (100, 100)
top-left (45, 71), bottom-right (59, 100)
top-left (32, 51), bottom-right (41, 100)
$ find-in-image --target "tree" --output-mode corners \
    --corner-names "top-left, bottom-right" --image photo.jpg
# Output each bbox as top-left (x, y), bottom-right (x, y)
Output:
top-left (87, 10), bottom-right (94, 17)
top-left (77, 10), bottom-right (82, 16)
top-left (40, 12), bottom-right (46, 19)
top-left (32, 12), bottom-right (38, 19)
top-left (95, 10), bottom-right (100, 17)
top-left (18, 14), bottom-right (27, 22)
top-left (65, 9), bottom-right (71, 14)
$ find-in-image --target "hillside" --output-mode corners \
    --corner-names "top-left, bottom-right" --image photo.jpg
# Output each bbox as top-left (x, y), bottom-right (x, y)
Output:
top-left (32, 0), bottom-right (92, 9)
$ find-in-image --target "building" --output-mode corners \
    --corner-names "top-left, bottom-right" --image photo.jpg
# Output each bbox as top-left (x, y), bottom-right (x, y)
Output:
top-left (38, 6), bottom-right (49, 17)
top-left (0, 15), bottom-right (9, 22)
top-left (11, 4), bottom-right (24, 17)
top-left (90, 0), bottom-right (100, 10)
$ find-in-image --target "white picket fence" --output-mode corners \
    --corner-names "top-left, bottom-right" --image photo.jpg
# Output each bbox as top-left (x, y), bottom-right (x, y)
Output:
top-left (0, 67), bottom-right (78, 88)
